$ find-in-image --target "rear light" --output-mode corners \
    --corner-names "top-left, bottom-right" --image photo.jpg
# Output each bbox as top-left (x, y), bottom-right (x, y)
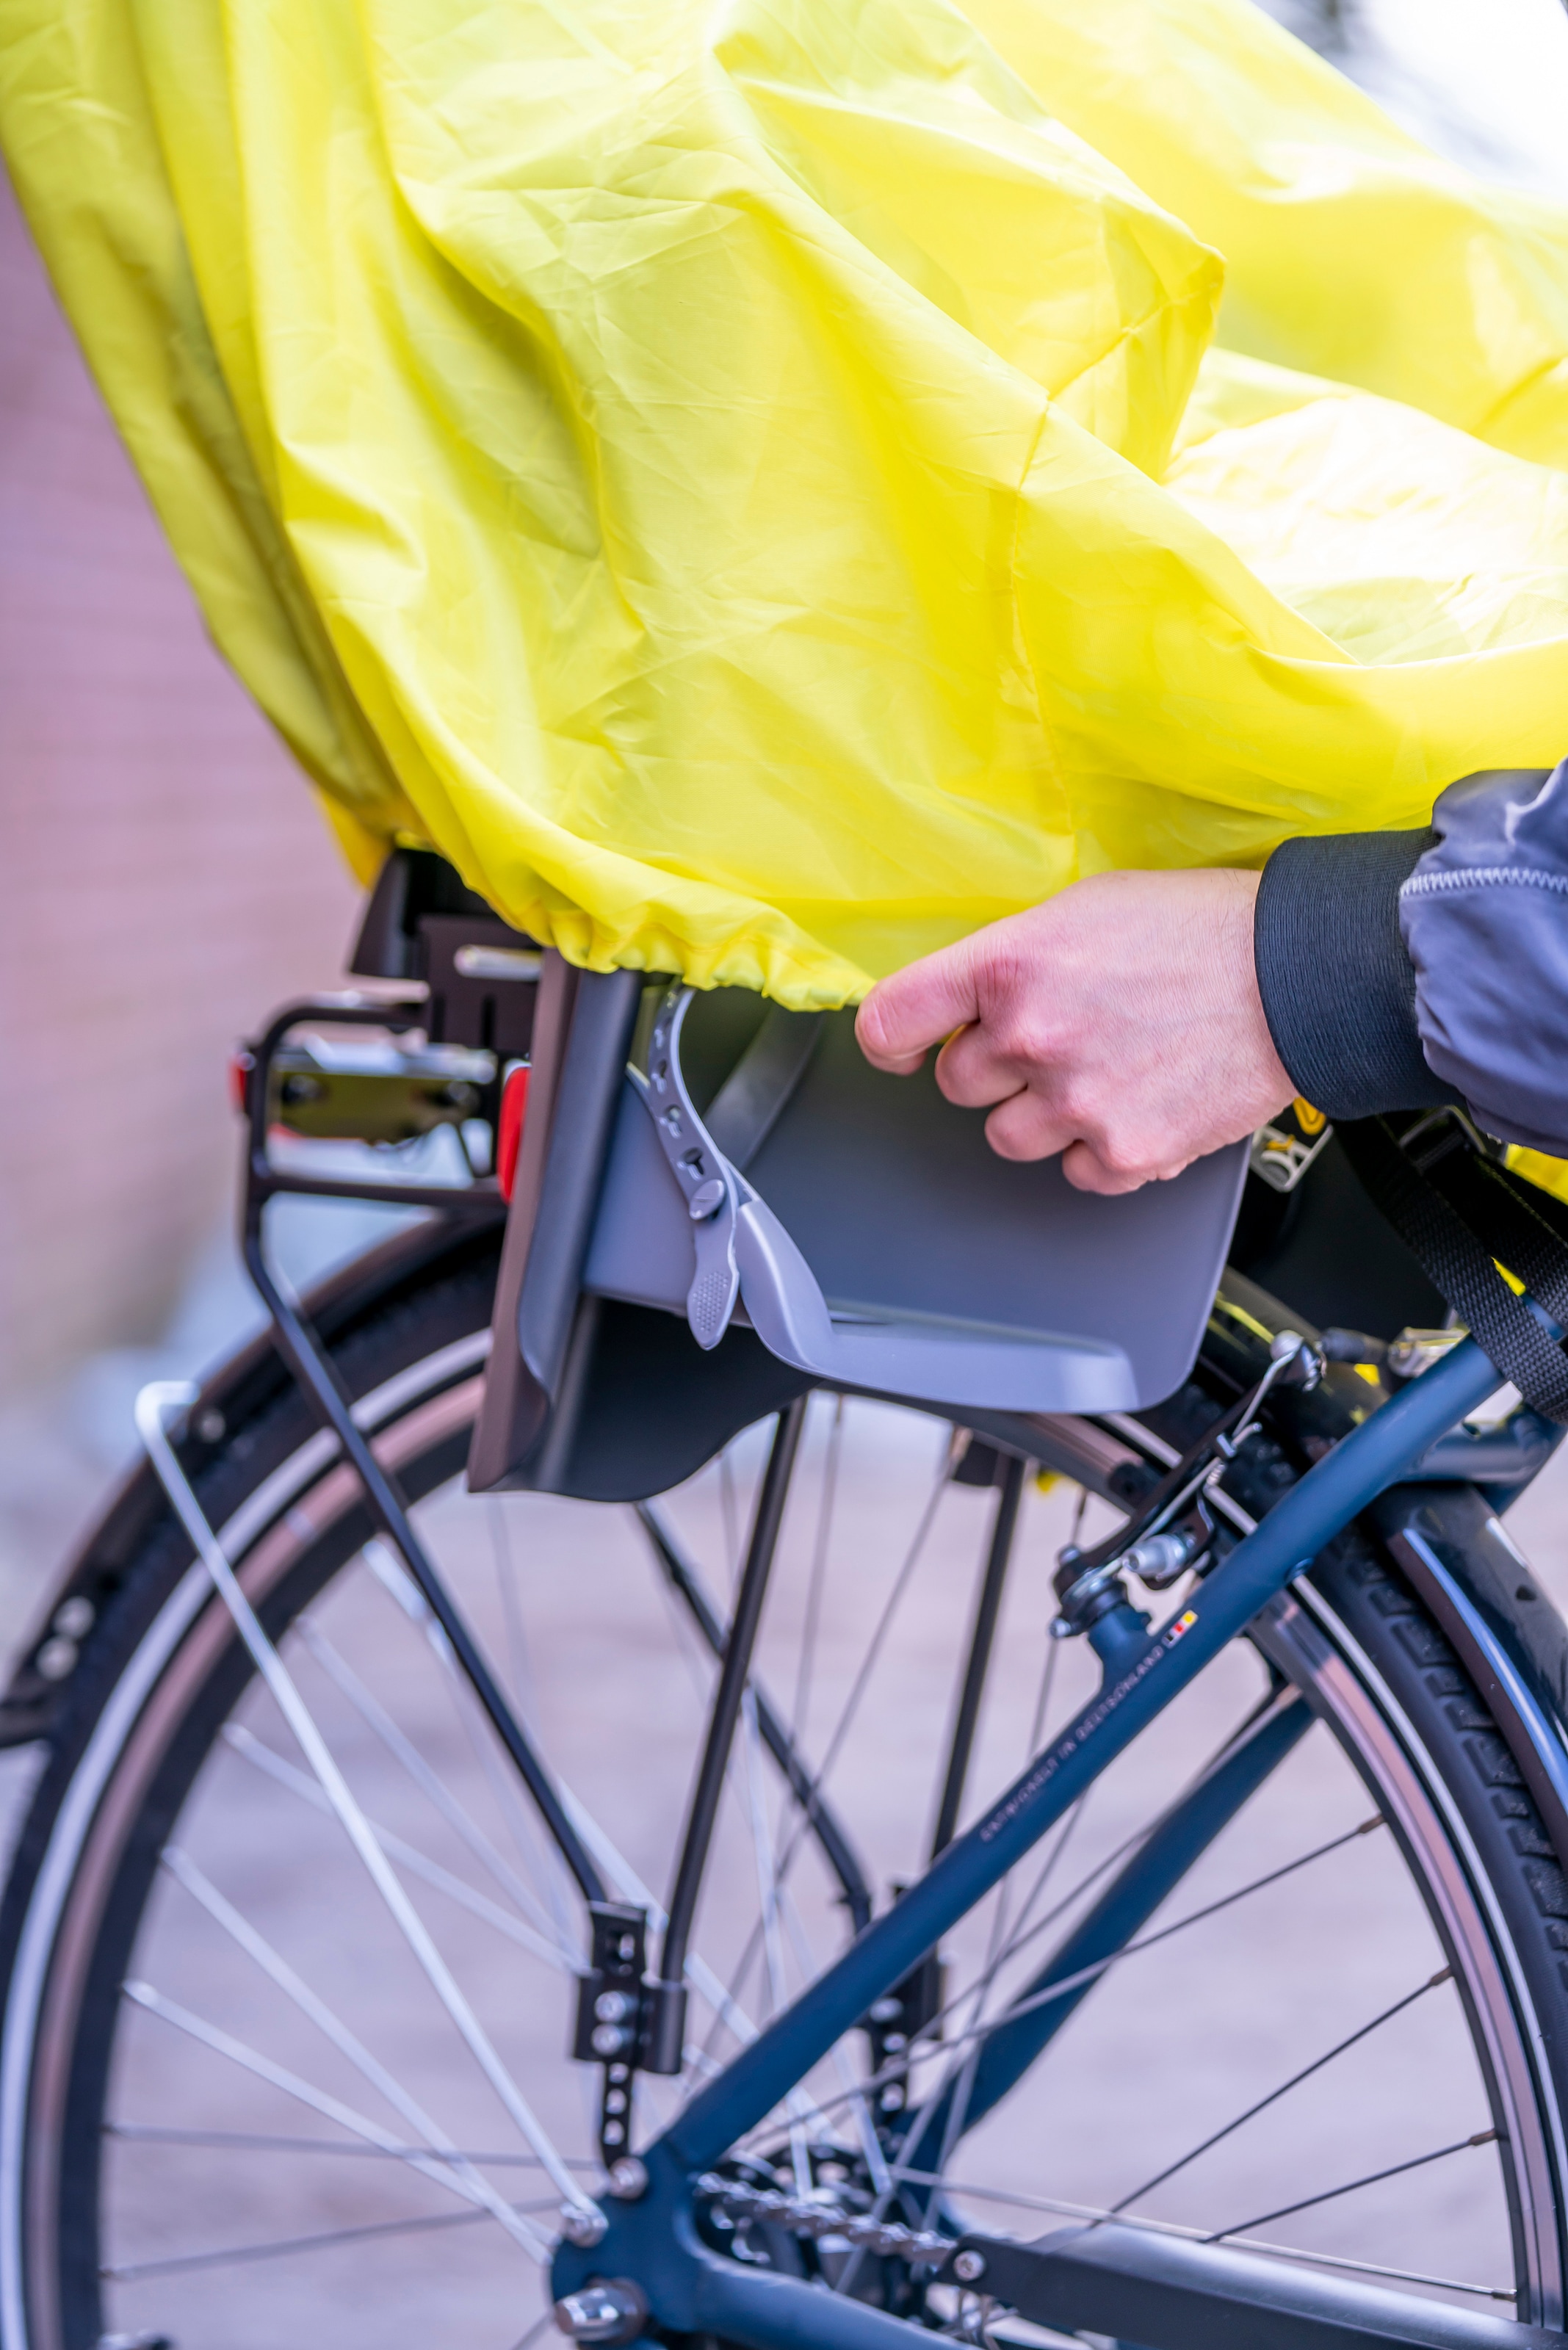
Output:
top-left (496, 1065), bottom-right (531, 1203)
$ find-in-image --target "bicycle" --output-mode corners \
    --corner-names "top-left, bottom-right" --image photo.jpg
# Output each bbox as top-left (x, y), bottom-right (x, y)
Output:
top-left (4, 851), bottom-right (1568, 2350)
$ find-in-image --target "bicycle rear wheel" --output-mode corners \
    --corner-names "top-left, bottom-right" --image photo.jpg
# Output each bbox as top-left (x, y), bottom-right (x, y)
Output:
top-left (2, 1225), bottom-right (1567, 2349)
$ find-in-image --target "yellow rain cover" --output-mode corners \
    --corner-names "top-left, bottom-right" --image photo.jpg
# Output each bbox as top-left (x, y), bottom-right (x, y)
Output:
top-left (8, 0), bottom-right (1568, 1006)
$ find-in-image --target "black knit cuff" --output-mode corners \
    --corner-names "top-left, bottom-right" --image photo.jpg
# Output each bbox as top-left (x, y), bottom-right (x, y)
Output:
top-left (1253, 831), bottom-right (1462, 1121)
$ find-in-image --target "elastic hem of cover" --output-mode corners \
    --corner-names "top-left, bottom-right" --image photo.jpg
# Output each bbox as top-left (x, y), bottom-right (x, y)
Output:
top-left (1254, 830), bottom-right (1462, 1121)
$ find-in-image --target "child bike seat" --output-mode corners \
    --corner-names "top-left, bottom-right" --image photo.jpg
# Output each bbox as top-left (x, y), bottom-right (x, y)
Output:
top-left (582, 983), bottom-right (1245, 1416)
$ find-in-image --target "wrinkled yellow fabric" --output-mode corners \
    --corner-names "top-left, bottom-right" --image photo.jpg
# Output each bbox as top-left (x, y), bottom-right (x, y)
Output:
top-left (7, 0), bottom-right (1568, 1005)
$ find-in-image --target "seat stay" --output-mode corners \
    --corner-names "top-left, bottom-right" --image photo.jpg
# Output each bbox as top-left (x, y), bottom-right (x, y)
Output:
top-left (892, 1682), bottom-right (1316, 2180)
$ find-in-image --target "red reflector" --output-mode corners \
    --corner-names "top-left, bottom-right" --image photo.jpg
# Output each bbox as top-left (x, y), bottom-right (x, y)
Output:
top-left (497, 1065), bottom-right (531, 1203)
top-left (228, 1051), bottom-right (253, 1116)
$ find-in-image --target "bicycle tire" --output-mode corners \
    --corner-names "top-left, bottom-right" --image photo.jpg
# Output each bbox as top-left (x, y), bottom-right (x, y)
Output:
top-left (3, 1221), bottom-right (1568, 2346)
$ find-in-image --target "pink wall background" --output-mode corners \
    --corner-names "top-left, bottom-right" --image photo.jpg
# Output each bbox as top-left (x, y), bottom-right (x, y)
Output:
top-left (0, 172), bottom-right (360, 1400)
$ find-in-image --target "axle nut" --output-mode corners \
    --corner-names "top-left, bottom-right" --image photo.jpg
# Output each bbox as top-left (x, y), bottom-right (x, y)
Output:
top-left (953, 2248), bottom-right (987, 2284)
top-left (552, 2279), bottom-right (648, 2343)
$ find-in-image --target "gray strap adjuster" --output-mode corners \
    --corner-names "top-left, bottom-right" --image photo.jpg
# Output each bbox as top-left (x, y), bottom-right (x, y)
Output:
top-left (636, 987), bottom-right (748, 1350)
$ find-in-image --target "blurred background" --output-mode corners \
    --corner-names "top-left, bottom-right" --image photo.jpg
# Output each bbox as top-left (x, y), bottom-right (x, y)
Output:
top-left (4, 0), bottom-right (1568, 1681)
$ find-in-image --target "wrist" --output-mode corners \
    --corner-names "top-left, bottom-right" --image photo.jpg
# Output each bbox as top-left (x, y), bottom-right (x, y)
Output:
top-left (1253, 832), bottom-right (1461, 1121)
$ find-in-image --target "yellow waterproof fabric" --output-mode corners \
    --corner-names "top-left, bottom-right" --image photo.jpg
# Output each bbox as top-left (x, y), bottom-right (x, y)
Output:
top-left (8, 0), bottom-right (1568, 1005)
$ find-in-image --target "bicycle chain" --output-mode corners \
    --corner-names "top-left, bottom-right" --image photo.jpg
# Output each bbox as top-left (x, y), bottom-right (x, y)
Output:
top-left (693, 2171), bottom-right (951, 2265)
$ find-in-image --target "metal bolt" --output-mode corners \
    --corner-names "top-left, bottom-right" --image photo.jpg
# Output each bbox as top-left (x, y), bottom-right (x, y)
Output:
top-left (594, 1989), bottom-right (635, 2023)
top-left (552, 2280), bottom-right (643, 2342)
top-left (687, 1177), bottom-right (726, 1221)
top-left (557, 2201), bottom-right (609, 2249)
top-left (35, 1636), bottom-right (77, 1682)
top-left (1121, 1529), bottom-right (1198, 1586)
top-left (590, 2022), bottom-right (629, 2058)
top-left (53, 1595), bottom-right (95, 1641)
top-left (607, 2155), bottom-right (648, 2200)
top-left (953, 2248), bottom-right (987, 2284)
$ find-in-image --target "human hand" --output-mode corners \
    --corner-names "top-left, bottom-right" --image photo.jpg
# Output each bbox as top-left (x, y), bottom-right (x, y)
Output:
top-left (855, 869), bottom-right (1293, 1195)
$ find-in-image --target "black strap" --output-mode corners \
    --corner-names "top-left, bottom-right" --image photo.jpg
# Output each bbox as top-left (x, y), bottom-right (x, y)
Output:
top-left (1336, 1114), bottom-right (1568, 1423)
top-left (706, 1008), bottom-right (824, 1171)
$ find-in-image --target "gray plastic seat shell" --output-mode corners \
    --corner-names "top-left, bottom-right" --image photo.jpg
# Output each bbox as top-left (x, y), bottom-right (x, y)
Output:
top-left (582, 1008), bottom-right (1245, 1416)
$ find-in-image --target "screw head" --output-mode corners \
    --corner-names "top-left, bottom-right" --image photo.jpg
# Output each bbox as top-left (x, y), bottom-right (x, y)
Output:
top-left (953, 2247), bottom-right (986, 2284)
top-left (557, 2200), bottom-right (608, 2248)
top-left (53, 1595), bottom-right (95, 1641)
top-left (687, 1177), bottom-right (726, 1221)
top-left (607, 2154), bottom-right (648, 2200)
top-left (590, 2022), bottom-right (629, 2058)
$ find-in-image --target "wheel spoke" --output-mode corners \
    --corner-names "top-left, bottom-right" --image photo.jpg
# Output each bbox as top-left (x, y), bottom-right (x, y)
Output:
top-left (786, 1394), bottom-right (844, 1760)
top-left (102, 2197), bottom-right (557, 2284)
top-left (120, 1982), bottom-right (549, 2257)
top-left (105, 2124), bottom-right (589, 2168)
top-left (787, 1444), bottom-right (953, 1852)
top-left (136, 1385), bottom-right (594, 2227)
top-left (159, 1845), bottom-right (530, 2241)
top-left (982, 1690), bottom-right (1322, 1987)
top-left (887, 2165), bottom-right (1514, 2299)
top-left (955, 1815), bottom-right (1388, 2061)
top-left (734, 1811), bottom-right (1389, 2153)
top-left (979, 1633), bottom-right (1063, 1969)
top-left (1209, 2130), bottom-right (1500, 2243)
top-left (359, 1540), bottom-right (582, 1953)
top-left (220, 1727), bottom-right (579, 1972)
top-left (1113, 1967), bottom-right (1456, 2213)
top-left (696, 1444), bottom-right (955, 2069)
top-left (294, 1617), bottom-right (577, 1959)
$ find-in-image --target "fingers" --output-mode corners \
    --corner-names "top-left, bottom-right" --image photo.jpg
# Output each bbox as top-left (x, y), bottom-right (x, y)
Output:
top-left (982, 1088), bottom-right (1074, 1163)
top-left (856, 941), bottom-right (979, 1074)
top-left (933, 1019), bottom-right (1027, 1110)
top-left (1061, 1141), bottom-right (1148, 1195)
top-left (1061, 1140), bottom-right (1194, 1194)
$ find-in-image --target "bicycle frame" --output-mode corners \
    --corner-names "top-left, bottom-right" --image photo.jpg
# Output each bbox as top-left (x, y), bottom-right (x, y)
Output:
top-left (547, 1337), bottom-right (1517, 2349)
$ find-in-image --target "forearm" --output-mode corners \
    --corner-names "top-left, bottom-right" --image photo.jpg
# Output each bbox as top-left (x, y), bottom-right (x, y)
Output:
top-left (1254, 762), bottom-right (1568, 1155)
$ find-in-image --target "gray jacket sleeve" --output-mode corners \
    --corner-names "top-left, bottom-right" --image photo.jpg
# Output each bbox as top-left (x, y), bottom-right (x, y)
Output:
top-left (1253, 762), bottom-right (1568, 1154)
